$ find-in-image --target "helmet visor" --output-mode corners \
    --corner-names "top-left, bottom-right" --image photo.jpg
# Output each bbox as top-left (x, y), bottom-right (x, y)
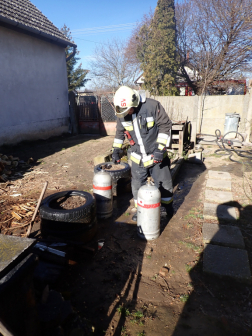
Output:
top-left (115, 105), bottom-right (127, 114)
top-left (115, 105), bottom-right (132, 118)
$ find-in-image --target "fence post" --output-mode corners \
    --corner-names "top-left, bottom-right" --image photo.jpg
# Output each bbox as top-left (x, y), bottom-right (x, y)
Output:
top-left (68, 91), bottom-right (78, 135)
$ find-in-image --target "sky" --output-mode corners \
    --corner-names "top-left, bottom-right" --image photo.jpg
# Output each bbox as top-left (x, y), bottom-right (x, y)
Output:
top-left (32, 0), bottom-right (158, 88)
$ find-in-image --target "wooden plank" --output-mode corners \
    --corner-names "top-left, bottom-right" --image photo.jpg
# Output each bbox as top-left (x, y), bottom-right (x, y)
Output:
top-left (172, 144), bottom-right (179, 149)
top-left (179, 130), bottom-right (183, 155)
top-left (171, 134), bottom-right (179, 140)
top-left (172, 125), bottom-right (184, 131)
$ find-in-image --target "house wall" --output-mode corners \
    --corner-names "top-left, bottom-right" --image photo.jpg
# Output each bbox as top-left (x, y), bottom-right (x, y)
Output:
top-left (147, 91), bottom-right (252, 138)
top-left (0, 26), bottom-right (69, 145)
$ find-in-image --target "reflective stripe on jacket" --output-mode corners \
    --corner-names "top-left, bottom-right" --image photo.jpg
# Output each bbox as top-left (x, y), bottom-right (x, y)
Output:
top-left (112, 98), bottom-right (172, 166)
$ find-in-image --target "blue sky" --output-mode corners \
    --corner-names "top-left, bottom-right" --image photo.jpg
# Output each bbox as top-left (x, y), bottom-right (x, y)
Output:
top-left (32, 0), bottom-right (158, 88)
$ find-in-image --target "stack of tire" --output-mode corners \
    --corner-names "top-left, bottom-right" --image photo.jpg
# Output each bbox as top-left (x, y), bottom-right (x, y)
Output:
top-left (40, 190), bottom-right (97, 243)
top-left (40, 163), bottom-right (131, 243)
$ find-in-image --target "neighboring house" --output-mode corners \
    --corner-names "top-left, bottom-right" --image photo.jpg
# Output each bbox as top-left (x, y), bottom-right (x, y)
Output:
top-left (135, 67), bottom-right (195, 95)
top-left (135, 68), bottom-right (246, 96)
top-left (0, 0), bottom-right (76, 145)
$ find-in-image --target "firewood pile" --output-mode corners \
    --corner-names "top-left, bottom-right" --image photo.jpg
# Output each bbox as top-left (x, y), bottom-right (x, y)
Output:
top-left (0, 154), bottom-right (34, 183)
top-left (0, 154), bottom-right (19, 182)
top-left (0, 200), bottom-right (37, 236)
top-left (0, 153), bottom-right (40, 237)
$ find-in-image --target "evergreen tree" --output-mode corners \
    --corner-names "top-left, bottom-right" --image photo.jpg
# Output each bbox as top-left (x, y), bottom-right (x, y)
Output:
top-left (137, 0), bottom-right (178, 96)
top-left (61, 25), bottom-right (89, 91)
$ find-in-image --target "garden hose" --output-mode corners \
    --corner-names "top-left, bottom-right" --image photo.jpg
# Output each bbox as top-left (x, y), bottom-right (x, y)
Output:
top-left (198, 130), bottom-right (252, 163)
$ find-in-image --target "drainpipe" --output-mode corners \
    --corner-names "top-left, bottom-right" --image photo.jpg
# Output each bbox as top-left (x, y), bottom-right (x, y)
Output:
top-left (66, 46), bottom-right (77, 62)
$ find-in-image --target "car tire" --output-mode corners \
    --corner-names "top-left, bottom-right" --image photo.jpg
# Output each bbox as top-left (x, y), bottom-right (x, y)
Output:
top-left (40, 216), bottom-right (97, 243)
top-left (39, 190), bottom-right (97, 242)
top-left (40, 190), bottom-right (96, 224)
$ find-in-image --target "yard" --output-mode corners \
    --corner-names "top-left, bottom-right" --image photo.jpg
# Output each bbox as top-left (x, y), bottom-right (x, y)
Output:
top-left (1, 134), bottom-right (252, 336)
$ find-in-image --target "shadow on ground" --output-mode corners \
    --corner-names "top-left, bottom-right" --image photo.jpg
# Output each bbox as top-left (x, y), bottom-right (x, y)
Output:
top-left (172, 200), bottom-right (252, 336)
top-left (45, 160), bottom-right (208, 336)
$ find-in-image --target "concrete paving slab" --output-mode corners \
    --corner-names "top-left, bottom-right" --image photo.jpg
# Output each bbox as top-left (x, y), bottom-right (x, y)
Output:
top-left (203, 203), bottom-right (238, 221)
top-left (203, 244), bottom-right (251, 284)
top-left (202, 223), bottom-right (245, 249)
top-left (206, 179), bottom-right (232, 191)
top-left (0, 234), bottom-right (36, 278)
top-left (208, 170), bottom-right (231, 180)
top-left (205, 189), bottom-right (233, 203)
top-left (187, 152), bottom-right (203, 164)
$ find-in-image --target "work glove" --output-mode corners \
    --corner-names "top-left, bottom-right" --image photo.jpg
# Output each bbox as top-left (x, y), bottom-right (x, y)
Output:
top-left (112, 148), bottom-right (121, 164)
top-left (152, 145), bottom-right (166, 164)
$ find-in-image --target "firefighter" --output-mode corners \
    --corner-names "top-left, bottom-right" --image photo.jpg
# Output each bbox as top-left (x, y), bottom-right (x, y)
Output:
top-left (112, 86), bottom-right (173, 222)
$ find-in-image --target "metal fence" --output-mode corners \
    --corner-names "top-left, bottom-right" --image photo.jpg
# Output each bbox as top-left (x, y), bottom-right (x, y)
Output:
top-left (100, 94), bottom-right (116, 122)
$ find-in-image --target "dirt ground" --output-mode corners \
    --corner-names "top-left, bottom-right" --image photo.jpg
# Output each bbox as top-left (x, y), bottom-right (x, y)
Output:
top-left (1, 134), bottom-right (252, 336)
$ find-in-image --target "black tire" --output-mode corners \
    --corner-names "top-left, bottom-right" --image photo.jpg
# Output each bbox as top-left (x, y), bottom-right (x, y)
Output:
top-left (40, 190), bottom-right (96, 224)
top-left (40, 216), bottom-right (97, 243)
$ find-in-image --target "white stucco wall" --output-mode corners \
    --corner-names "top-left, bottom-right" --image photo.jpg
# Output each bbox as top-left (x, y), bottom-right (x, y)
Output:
top-left (147, 94), bottom-right (198, 122)
top-left (0, 26), bottom-right (69, 145)
top-left (147, 91), bottom-right (252, 138)
top-left (199, 94), bottom-right (250, 135)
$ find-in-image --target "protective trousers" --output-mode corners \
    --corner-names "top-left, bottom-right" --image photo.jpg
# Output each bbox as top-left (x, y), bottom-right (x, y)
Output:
top-left (131, 156), bottom-right (173, 214)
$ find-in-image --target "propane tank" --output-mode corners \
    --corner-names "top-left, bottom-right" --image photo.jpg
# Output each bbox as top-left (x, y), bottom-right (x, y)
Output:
top-left (137, 177), bottom-right (161, 240)
top-left (93, 167), bottom-right (113, 219)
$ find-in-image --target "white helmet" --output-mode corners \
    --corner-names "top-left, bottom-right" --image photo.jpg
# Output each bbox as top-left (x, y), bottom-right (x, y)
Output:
top-left (114, 86), bottom-right (140, 118)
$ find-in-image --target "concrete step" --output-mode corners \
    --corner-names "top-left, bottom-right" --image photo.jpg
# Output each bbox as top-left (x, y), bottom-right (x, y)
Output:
top-left (202, 223), bottom-right (245, 249)
top-left (205, 189), bottom-right (233, 203)
top-left (208, 170), bottom-right (231, 180)
top-left (206, 179), bottom-right (232, 191)
top-left (203, 202), bottom-right (238, 221)
top-left (203, 244), bottom-right (251, 284)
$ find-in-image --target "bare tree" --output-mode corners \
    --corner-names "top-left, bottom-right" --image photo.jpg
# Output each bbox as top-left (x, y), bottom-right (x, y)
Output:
top-left (89, 38), bottom-right (140, 91)
top-left (125, 10), bottom-right (154, 70)
top-left (127, 0), bottom-right (252, 95)
top-left (176, 0), bottom-right (252, 94)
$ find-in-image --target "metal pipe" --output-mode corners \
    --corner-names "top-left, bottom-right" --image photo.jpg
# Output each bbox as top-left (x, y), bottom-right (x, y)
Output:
top-left (66, 46), bottom-right (77, 62)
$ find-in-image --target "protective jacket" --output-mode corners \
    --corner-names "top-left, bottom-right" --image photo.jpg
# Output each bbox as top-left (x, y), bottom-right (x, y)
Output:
top-left (113, 98), bottom-right (172, 167)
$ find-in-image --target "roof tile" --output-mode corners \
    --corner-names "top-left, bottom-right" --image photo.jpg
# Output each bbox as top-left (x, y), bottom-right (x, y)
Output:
top-left (0, 0), bottom-right (72, 45)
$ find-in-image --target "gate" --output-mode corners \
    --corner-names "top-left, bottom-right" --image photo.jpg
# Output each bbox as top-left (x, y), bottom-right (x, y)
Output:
top-left (78, 95), bottom-right (100, 134)
top-left (77, 93), bottom-right (117, 135)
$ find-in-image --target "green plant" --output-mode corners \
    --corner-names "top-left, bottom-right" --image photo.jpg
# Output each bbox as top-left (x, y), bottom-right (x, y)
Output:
top-left (130, 310), bottom-right (145, 325)
top-left (151, 274), bottom-right (158, 280)
top-left (117, 305), bottom-right (130, 317)
top-left (124, 212), bottom-right (130, 216)
top-left (134, 311), bottom-right (144, 319)
top-left (185, 264), bottom-right (193, 272)
top-left (137, 332), bottom-right (146, 336)
top-left (182, 151), bottom-right (188, 160)
top-left (121, 326), bottom-right (129, 335)
top-left (168, 151), bottom-right (176, 160)
top-left (180, 294), bottom-right (189, 302)
top-left (187, 282), bottom-right (193, 288)
top-left (146, 255), bottom-right (151, 259)
top-left (179, 241), bottom-right (201, 253)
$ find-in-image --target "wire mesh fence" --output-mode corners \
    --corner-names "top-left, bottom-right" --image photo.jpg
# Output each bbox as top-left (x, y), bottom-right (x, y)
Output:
top-left (100, 94), bottom-right (116, 122)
